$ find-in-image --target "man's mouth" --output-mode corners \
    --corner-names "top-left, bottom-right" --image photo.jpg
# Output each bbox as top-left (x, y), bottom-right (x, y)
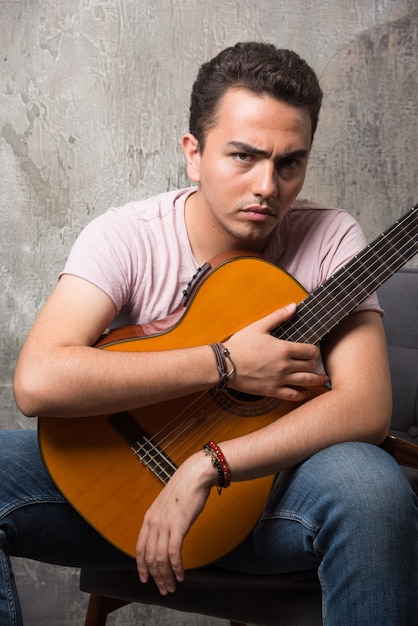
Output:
top-left (241, 205), bottom-right (276, 220)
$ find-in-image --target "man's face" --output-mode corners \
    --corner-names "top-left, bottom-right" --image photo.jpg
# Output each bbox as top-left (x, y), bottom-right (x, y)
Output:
top-left (183, 87), bottom-right (312, 252)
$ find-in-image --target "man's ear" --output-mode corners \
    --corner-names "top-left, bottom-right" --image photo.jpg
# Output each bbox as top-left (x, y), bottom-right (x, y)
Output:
top-left (182, 133), bottom-right (201, 183)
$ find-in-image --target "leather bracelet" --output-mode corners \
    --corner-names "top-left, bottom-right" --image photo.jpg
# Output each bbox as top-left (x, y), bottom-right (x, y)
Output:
top-left (209, 342), bottom-right (236, 390)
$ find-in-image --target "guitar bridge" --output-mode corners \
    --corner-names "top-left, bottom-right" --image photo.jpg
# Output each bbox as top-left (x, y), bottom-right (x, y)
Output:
top-left (108, 412), bottom-right (177, 485)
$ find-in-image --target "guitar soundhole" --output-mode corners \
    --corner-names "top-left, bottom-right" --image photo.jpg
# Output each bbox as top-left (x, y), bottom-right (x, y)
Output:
top-left (226, 388), bottom-right (264, 403)
top-left (210, 387), bottom-right (281, 417)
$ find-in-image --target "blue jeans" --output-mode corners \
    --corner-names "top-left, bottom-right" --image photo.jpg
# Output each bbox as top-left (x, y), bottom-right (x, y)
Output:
top-left (1, 430), bottom-right (417, 625)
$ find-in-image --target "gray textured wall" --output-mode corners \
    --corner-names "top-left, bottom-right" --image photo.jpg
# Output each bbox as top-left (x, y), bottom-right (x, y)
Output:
top-left (1, 1), bottom-right (417, 624)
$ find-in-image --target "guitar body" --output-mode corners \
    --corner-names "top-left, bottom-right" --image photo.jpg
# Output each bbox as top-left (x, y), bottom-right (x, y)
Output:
top-left (38, 255), bottom-right (327, 568)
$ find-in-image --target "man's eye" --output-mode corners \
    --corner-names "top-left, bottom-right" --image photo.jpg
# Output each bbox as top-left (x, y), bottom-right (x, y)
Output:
top-left (280, 158), bottom-right (299, 169)
top-left (234, 153), bottom-right (254, 162)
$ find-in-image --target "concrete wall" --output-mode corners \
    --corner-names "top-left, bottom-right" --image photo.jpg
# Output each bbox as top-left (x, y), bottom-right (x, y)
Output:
top-left (1, 1), bottom-right (417, 623)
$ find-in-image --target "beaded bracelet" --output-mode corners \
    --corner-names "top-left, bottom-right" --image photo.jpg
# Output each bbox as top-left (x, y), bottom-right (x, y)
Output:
top-left (203, 440), bottom-right (231, 495)
top-left (209, 342), bottom-right (236, 390)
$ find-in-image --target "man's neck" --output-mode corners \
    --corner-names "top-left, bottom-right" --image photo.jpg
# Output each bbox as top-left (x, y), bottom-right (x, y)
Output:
top-left (184, 190), bottom-right (267, 265)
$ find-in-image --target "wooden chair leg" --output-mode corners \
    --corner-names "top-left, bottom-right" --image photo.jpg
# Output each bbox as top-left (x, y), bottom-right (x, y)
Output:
top-left (84, 594), bottom-right (131, 626)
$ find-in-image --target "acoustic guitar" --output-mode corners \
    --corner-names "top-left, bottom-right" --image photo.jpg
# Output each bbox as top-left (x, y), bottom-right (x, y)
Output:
top-left (38, 205), bottom-right (418, 569)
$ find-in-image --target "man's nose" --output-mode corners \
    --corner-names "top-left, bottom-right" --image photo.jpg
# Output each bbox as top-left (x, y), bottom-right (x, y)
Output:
top-left (251, 161), bottom-right (278, 198)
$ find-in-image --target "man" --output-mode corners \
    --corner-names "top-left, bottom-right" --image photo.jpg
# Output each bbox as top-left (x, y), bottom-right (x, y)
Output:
top-left (3, 42), bottom-right (417, 624)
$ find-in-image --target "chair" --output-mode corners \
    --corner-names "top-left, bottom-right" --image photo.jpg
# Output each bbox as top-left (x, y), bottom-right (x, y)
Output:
top-left (81, 567), bottom-right (322, 626)
top-left (377, 269), bottom-right (418, 493)
top-left (80, 268), bottom-right (418, 626)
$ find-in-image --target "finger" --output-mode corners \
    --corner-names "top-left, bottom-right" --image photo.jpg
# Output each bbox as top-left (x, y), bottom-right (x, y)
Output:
top-left (137, 549), bottom-right (173, 595)
top-left (277, 352), bottom-right (316, 374)
top-left (276, 386), bottom-right (313, 401)
top-left (287, 371), bottom-right (329, 388)
top-left (270, 384), bottom-right (317, 402)
top-left (286, 355), bottom-right (321, 373)
top-left (148, 563), bottom-right (175, 595)
top-left (136, 518), bottom-right (165, 587)
top-left (254, 303), bottom-right (298, 333)
top-left (136, 526), bottom-right (151, 584)
top-left (167, 530), bottom-right (185, 583)
top-left (264, 372), bottom-right (329, 401)
top-left (149, 529), bottom-right (185, 594)
top-left (149, 535), bottom-right (178, 595)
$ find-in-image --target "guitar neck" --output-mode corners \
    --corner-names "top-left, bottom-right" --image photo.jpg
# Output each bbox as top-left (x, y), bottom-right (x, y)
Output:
top-left (273, 205), bottom-right (418, 344)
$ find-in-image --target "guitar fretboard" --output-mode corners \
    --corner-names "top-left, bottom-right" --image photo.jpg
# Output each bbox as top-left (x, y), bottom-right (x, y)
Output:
top-left (274, 205), bottom-right (418, 344)
top-left (109, 412), bottom-right (177, 483)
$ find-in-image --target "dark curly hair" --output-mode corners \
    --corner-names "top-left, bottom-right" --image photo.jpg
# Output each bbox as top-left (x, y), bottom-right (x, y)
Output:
top-left (189, 42), bottom-right (323, 150)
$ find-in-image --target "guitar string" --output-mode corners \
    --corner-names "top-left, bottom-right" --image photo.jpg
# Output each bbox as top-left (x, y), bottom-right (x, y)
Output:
top-left (135, 212), bottom-right (418, 472)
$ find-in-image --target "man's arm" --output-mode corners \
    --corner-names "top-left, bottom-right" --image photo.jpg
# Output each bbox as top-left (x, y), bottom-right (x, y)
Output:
top-left (14, 274), bottom-right (327, 418)
top-left (13, 275), bottom-right (221, 417)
